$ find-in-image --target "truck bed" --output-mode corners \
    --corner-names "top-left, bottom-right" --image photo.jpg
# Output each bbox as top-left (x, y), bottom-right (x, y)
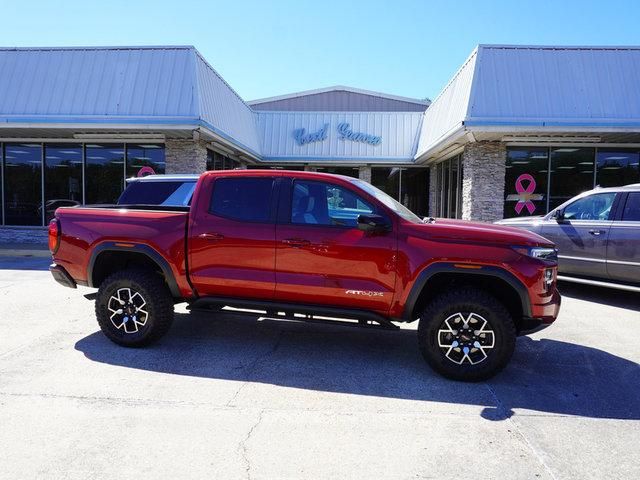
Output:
top-left (54, 205), bottom-right (192, 296)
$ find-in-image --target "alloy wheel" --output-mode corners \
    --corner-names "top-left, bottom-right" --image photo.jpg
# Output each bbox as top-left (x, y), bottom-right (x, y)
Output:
top-left (437, 312), bottom-right (496, 365)
top-left (107, 287), bottom-right (149, 334)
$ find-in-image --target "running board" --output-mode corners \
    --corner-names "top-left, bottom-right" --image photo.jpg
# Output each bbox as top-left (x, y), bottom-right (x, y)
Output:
top-left (188, 297), bottom-right (400, 330)
top-left (557, 275), bottom-right (640, 293)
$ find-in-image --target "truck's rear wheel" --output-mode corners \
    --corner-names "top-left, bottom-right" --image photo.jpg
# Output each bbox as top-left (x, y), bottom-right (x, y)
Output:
top-left (417, 288), bottom-right (516, 382)
top-left (95, 269), bottom-right (174, 347)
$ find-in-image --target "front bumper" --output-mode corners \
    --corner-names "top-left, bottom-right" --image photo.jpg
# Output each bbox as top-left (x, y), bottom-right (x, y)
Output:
top-left (519, 287), bottom-right (561, 335)
top-left (50, 263), bottom-right (77, 289)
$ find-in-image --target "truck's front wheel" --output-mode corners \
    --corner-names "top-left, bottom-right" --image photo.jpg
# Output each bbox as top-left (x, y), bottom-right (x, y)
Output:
top-left (417, 288), bottom-right (516, 382)
top-left (95, 269), bottom-right (174, 347)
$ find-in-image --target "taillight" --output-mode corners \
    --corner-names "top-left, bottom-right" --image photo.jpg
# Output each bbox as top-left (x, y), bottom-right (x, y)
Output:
top-left (48, 219), bottom-right (61, 254)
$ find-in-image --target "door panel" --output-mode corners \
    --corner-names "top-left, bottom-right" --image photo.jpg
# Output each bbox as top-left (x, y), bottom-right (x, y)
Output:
top-left (541, 192), bottom-right (617, 278)
top-left (188, 176), bottom-right (277, 299)
top-left (274, 179), bottom-right (396, 313)
top-left (607, 192), bottom-right (640, 283)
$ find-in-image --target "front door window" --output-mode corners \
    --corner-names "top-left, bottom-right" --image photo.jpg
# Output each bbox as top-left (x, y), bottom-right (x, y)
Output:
top-left (562, 193), bottom-right (616, 221)
top-left (291, 180), bottom-right (374, 228)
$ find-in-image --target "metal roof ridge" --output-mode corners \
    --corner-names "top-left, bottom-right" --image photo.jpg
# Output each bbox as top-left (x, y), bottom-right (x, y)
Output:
top-left (478, 44), bottom-right (640, 51)
top-left (254, 110), bottom-right (425, 115)
top-left (191, 48), bottom-right (256, 114)
top-left (0, 45), bottom-right (195, 51)
top-left (248, 85), bottom-right (429, 106)
top-left (422, 46), bottom-right (479, 108)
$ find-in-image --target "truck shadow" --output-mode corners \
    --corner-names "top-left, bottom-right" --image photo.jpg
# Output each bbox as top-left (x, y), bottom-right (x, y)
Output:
top-left (75, 311), bottom-right (640, 421)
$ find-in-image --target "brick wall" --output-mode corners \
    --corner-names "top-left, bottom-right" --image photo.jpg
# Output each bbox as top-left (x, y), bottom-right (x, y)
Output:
top-left (428, 164), bottom-right (438, 217)
top-left (358, 166), bottom-right (372, 183)
top-left (460, 142), bottom-right (506, 222)
top-left (165, 139), bottom-right (208, 174)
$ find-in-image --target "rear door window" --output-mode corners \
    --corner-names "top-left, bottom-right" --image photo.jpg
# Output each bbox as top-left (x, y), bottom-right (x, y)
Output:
top-left (621, 193), bottom-right (640, 221)
top-left (210, 177), bottom-right (274, 222)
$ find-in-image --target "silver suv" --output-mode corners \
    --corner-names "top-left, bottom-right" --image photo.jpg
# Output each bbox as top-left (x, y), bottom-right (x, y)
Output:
top-left (496, 184), bottom-right (640, 292)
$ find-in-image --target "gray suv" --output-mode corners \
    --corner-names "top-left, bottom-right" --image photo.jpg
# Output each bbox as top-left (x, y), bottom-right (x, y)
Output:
top-left (496, 184), bottom-right (640, 292)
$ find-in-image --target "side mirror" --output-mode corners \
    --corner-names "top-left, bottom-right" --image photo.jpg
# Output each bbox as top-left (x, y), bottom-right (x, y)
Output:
top-left (357, 214), bottom-right (391, 233)
top-left (552, 209), bottom-right (565, 222)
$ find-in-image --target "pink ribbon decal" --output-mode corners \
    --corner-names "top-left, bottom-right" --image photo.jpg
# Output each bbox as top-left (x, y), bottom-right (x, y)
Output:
top-left (137, 166), bottom-right (156, 177)
top-left (514, 174), bottom-right (537, 214)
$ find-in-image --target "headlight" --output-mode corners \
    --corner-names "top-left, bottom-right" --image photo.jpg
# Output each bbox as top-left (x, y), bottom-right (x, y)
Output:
top-left (513, 246), bottom-right (558, 261)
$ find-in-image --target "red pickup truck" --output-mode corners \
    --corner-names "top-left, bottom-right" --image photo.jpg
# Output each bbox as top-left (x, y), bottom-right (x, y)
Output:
top-left (49, 170), bottom-right (560, 381)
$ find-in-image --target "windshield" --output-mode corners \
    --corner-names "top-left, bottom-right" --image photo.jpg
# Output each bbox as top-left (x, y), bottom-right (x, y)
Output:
top-left (350, 178), bottom-right (423, 223)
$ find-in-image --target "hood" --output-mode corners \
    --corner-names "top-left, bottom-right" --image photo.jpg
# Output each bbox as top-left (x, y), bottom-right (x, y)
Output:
top-left (406, 218), bottom-right (553, 247)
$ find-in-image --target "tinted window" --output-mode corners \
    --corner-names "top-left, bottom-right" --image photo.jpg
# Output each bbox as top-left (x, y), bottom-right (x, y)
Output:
top-left (118, 181), bottom-right (196, 206)
top-left (549, 147), bottom-right (595, 211)
top-left (292, 180), bottom-right (374, 227)
top-left (44, 144), bottom-right (82, 223)
top-left (622, 193), bottom-right (640, 221)
top-left (596, 150), bottom-right (640, 187)
top-left (85, 144), bottom-right (125, 204)
top-left (4, 143), bottom-right (42, 226)
top-left (210, 177), bottom-right (273, 222)
top-left (126, 144), bottom-right (165, 178)
top-left (563, 193), bottom-right (617, 221)
top-left (504, 148), bottom-right (549, 218)
top-left (206, 150), bottom-right (240, 171)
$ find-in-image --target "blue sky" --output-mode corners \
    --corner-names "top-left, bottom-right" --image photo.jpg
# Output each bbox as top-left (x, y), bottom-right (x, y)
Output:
top-left (1, 0), bottom-right (639, 101)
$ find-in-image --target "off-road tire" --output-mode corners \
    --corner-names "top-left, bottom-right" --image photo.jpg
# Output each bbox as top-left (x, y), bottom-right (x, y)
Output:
top-left (95, 269), bottom-right (174, 347)
top-left (417, 287), bottom-right (516, 382)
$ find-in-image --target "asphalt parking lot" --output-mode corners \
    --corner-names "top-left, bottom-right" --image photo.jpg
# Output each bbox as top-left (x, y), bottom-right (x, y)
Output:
top-left (0, 255), bottom-right (638, 479)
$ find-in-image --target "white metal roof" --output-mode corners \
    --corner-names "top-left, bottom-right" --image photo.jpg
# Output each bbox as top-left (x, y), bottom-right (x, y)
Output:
top-left (248, 85), bottom-right (429, 107)
top-left (416, 48), bottom-right (478, 159)
top-left (416, 45), bottom-right (640, 161)
top-left (2, 45), bottom-right (640, 165)
top-left (0, 46), bottom-right (262, 157)
top-left (468, 45), bottom-right (640, 126)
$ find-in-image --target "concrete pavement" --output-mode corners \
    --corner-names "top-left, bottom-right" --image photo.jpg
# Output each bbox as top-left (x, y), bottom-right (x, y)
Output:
top-left (0, 256), bottom-right (638, 479)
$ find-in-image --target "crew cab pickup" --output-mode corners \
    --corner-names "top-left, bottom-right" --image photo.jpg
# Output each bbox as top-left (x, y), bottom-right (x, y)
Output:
top-left (49, 170), bottom-right (561, 381)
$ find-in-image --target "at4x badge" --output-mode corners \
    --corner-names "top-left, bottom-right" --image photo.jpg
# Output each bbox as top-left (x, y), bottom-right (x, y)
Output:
top-left (345, 290), bottom-right (384, 297)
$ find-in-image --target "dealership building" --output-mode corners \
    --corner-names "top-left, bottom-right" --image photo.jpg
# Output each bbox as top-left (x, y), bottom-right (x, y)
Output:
top-left (0, 44), bottom-right (639, 233)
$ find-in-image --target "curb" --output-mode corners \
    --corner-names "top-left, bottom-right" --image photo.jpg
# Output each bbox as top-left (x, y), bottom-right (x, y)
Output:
top-left (0, 248), bottom-right (51, 258)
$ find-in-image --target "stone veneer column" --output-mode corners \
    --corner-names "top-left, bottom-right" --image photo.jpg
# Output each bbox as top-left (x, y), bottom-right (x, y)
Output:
top-left (164, 139), bottom-right (208, 174)
top-left (358, 166), bottom-right (372, 183)
top-left (428, 164), bottom-right (438, 217)
top-left (460, 141), bottom-right (507, 222)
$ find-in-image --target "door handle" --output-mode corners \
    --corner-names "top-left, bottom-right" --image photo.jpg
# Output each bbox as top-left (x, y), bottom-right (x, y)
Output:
top-left (198, 232), bottom-right (224, 241)
top-left (282, 238), bottom-right (310, 248)
top-left (588, 229), bottom-right (604, 236)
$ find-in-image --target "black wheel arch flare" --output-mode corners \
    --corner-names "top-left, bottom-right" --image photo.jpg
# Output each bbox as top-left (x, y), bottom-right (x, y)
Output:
top-left (87, 242), bottom-right (182, 298)
top-left (402, 262), bottom-right (532, 322)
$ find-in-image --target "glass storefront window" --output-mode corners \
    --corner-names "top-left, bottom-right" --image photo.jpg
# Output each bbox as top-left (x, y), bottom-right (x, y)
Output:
top-left (85, 144), bottom-right (125, 204)
top-left (596, 149), bottom-right (640, 187)
top-left (315, 167), bottom-right (360, 178)
top-left (44, 144), bottom-right (82, 223)
top-left (400, 169), bottom-right (429, 218)
top-left (371, 168), bottom-right (400, 201)
top-left (246, 165), bottom-right (304, 170)
top-left (126, 144), bottom-right (165, 178)
top-left (549, 147), bottom-right (595, 211)
top-left (3, 143), bottom-right (42, 226)
top-left (504, 147), bottom-right (549, 218)
top-left (432, 155), bottom-right (461, 219)
top-left (206, 150), bottom-right (240, 170)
